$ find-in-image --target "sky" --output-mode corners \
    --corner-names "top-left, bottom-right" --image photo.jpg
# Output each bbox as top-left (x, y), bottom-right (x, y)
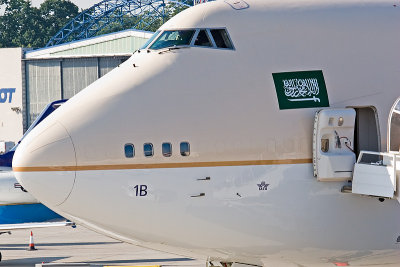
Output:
top-left (31, 0), bottom-right (102, 10)
top-left (0, 0), bottom-right (102, 14)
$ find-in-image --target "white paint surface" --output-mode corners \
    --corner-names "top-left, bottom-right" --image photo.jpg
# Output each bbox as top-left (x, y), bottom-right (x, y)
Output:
top-left (0, 48), bottom-right (24, 144)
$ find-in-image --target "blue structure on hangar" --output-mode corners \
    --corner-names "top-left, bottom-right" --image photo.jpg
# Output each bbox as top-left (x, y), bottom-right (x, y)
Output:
top-left (46, 0), bottom-right (194, 47)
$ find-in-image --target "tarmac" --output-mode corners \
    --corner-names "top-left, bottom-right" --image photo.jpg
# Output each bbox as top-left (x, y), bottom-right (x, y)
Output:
top-left (0, 224), bottom-right (204, 267)
top-left (4, 225), bottom-right (400, 267)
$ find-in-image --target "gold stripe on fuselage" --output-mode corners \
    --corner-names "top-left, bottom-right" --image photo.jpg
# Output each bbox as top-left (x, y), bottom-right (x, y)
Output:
top-left (13, 158), bottom-right (312, 172)
top-left (0, 202), bottom-right (39, 206)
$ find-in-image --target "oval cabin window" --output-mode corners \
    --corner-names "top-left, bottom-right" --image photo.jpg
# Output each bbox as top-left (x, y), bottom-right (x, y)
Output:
top-left (124, 144), bottom-right (135, 158)
top-left (180, 142), bottom-right (190, 156)
top-left (144, 143), bottom-right (154, 157)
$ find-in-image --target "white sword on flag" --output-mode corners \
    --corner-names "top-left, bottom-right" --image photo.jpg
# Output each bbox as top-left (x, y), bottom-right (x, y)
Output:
top-left (288, 96), bottom-right (320, 102)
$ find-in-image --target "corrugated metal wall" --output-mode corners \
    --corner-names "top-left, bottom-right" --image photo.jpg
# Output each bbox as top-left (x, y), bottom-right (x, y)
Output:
top-left (26, 60), bottom-right (62, 126)
top-left (25, 56), bottom-right (128, 129)
top-left (99, 57), bottom-right (121, 77)
top-left (62, 58), bottom-right (98, 99)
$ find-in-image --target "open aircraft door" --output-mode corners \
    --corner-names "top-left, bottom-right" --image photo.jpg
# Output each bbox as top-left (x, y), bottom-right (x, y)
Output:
top-left (389, 97), bottom-right (400, 203)
top-left (313, 108), bottom-right (356, 181)
top-left (352, 97), bottom-right (400, 203)
top-left (388, 97), bottom-right (400, 155)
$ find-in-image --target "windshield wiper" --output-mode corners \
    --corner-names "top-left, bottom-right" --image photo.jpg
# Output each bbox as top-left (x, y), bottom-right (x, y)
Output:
top-left (158, 46), bottom-right (189, 54)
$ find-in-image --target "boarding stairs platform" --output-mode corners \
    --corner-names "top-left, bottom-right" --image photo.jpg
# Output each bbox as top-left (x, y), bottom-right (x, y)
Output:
top-left (351, 151), bottom-right (400, 203)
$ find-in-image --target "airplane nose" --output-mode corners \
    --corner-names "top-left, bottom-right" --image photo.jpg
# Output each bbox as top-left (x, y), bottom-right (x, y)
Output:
top-left (13, 121), bottom-right (76, 206)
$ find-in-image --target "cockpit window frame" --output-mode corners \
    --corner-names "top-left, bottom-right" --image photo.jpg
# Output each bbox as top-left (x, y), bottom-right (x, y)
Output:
top-left (140, 30), bottom-right (161, 50)
top-left (206, 29), bottom-right (218, 48)
top-left (142, 27), bottom-right (235, 51)
top-left (209, 28), bottom-right (235, 49)
top-left (192, 29), bottom-right (213, 48)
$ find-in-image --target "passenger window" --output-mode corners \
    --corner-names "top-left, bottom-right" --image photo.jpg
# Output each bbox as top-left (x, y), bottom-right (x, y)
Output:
top-left (144, 143), bottom-right (154, 157)
top-left (210, 29), bottom-right (233, 49)
top-left (180, 142), bottom-right (190, 156)
top-left (194, 30), bottom-right (212, 47)
top-left (124, 144), bottom-right (135, 158)
top-left (162, 143), bottom-right (172, 157)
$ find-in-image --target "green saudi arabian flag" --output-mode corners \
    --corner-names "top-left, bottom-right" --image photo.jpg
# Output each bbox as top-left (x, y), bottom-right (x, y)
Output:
top-left (272, 70), bottom-right (330, 110)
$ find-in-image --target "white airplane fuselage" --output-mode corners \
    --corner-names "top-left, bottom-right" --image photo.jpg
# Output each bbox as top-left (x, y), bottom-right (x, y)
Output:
top-left (13, 0), bottom-right (400, 266)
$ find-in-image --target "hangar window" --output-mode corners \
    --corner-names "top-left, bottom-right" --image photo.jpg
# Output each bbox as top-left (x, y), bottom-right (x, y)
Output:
top-left (144, 143), bottom-right (154, 157)
top-left (124, 144), bottom-right (135, 158)
top-left (194, 30), bottom-right (212, 47)
top-left (210, 29), bottom-right (233, 49)
top-left (149, 30), bottom-right (195, 50)
top-left (180, 142), bottom-right (190, 156)
top-left (162, 143), bottom-right (172, 157)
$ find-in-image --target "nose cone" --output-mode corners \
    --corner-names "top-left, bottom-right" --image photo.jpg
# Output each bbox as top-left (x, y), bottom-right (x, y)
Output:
top-left (13, 122), bottom-right (76, 206)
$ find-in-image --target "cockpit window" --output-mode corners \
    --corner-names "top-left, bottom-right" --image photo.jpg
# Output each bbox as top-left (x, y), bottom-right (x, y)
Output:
top-left (210, 29), bottom-right (233, 49)
top-left (140, 31), bottom-right (160, 50)
top-left (194, 30), bottom-right (212, 47)
top-left (143, 28), bottom-right (234, 50)
top-left (150, 30), bottom-right (195, 50)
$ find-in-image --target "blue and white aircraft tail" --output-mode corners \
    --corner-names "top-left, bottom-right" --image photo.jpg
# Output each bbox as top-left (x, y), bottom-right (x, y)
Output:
top-left (0, 99), bottom-right (73, 262)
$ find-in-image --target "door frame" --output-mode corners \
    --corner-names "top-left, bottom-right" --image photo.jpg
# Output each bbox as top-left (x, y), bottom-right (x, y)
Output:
top-left (387, 97), bottom-right (400, 152)
top-left (347, 105), bottom-right (381, 157)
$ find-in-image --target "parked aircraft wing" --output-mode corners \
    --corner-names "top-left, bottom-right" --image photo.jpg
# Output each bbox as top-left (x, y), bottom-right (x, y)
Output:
top-left (0, 221), bottom-right (75, 232)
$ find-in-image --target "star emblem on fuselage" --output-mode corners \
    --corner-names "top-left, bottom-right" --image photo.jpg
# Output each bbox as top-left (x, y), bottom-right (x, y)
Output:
top-left (257, 181), bottom-right (269, 191)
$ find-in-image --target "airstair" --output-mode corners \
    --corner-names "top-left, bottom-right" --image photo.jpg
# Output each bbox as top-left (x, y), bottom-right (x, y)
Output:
top-left (351, 151), bottom-right (399, 202)
top-left (313, 97), bottom-right (400, 204)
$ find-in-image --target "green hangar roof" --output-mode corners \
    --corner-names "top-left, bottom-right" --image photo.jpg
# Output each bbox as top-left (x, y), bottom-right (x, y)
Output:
top-left (25, 29), bottom-right (153, 59)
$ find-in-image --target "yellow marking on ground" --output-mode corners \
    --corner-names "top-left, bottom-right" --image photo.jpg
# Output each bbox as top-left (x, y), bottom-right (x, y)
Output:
top-left (13, 158), bottom-right (313, 172)
top-left (104, 266), bottom-right (161, 267)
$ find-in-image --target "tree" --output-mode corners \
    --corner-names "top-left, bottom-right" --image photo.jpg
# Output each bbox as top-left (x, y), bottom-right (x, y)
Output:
top-left (0, 0), bottom-right (191, 48)
top-left (39, 0), bottom-right (79, 41)
top-left (0, 0), bottom-right (42, 47)
top-left (0, 0), bottom-right (79, 48)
